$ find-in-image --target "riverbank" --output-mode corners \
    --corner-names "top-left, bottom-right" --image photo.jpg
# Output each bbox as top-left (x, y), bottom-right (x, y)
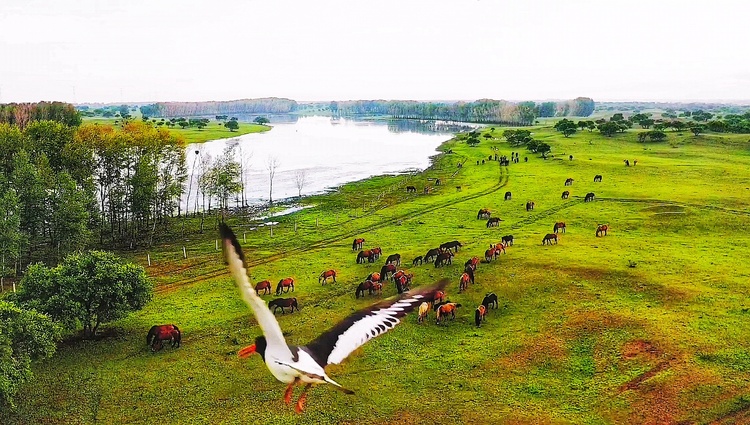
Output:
top-left (5, 124), bottom-right (750, 424)
top-left (82, 116), bottom-right (271, 143)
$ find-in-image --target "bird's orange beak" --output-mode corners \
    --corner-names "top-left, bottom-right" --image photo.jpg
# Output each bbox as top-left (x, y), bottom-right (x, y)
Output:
top-left (238, 344), bottom-right (256, 358)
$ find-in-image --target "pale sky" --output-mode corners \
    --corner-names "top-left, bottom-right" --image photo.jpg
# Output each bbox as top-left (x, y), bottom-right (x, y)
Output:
top-left (1, 0), bottom-right (748, 104)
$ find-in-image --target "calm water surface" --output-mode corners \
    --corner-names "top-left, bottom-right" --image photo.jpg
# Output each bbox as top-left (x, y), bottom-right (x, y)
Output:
top-left (184, 116), bottom-right (473, 209)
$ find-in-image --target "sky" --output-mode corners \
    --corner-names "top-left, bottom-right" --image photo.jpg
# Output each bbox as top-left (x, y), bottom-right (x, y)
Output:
top-left (1, 0), bottom-right (749, 104)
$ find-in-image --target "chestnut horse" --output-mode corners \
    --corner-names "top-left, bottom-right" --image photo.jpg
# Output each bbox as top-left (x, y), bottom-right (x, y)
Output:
top-left (475, 305), bottom-right (487, 327)
top-left (484, 247), bottom-right (498, 262)
top-left (464, 256), bottom-right (480, 270)
top-left (355, 280), bottom-right (377, 298)
top-left (255, 280), bottom-right (272, 295)
top-left (596, 224), bottom-right (609, 237)
top-left (492, 243), bottom-right (506, 254)
top-left (542, 234), bottom-right (558, 245)
top-left (436, 303), bottom-right (462, 324)
top-left (554, 222), bottom-right (566, 234)
top-left (319, 270), bottom-right (337, 285)
top-left (147, 324), bottom-right (181, 352)
top-left (268, 298), bottom-right (299, 314)
top-left (276, 278), bottom-right (295, 295)
top-left (380, 264), bottom-right (397, 281)
top-left (366, 272), bottom-right (381, 283)
top-left (352, 238), bottom-right (365, 251)
top-left (477, 208), bottom-right (491, 219)
top-left (459, 273), bottom-right (471, 292)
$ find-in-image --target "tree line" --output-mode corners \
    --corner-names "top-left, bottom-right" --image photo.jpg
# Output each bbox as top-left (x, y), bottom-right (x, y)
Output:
top-left (143, 97), bottom-right (298, 117)
top-left (0, 102), bottom-right (81, 129)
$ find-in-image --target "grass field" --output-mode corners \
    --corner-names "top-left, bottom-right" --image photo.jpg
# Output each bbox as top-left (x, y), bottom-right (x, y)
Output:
top-left (82, 116), bottom-right (271, 143)
top-left (3, 125), bottom-right (750, 424)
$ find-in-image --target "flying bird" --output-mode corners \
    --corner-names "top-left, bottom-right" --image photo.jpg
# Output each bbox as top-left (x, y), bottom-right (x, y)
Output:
top-left (220, 223), bottom-right (448, 413)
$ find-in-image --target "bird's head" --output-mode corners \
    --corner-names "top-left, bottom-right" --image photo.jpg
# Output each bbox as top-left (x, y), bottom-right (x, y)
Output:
top-left (238, 336), bottom-right (267, 361)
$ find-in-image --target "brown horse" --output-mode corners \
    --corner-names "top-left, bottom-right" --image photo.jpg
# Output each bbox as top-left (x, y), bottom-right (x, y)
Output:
top-left (596, 224), bottom-right (609, 237)
top-left (504, 191), bottom-right (512, 200)
top-left (477, 208), bottom-right (491, 219)
top-left (319, 270), bottom-right (337, 285)
top-left (459, 273), bottom-right (471, 292)
top-left (147, 324), bottom-right (181, 352)
top-left (355, 280), bottom-right (376, 298)
top-left (412, 256), bottom-right (423, 266)
top-left (542, 233), bottom-right (558, 245)
top-left (565, 178), bottom-right (574, 186)
top-left (526, 201), bottom-right (535, 211)
top-left (475, 305), bottom-right (487, 327)
top-left (486, 217), bottom-right (502, 228)
top-left (434, 251), bottom-right (454, 267)
top-left (562, 190), bottom-right (570, 199)
top-left (493, 243), bottom-right (506, 254)
top-left (366, 272), bottom-right (381, 283)
top-left (268, 298), bottom-right (299, 314)
top-left (394, 273), bottom-right (412, 293)
top-left (585, 192), bottom-right (595, 202)
top-left (502, 235), bottom-right (514, 246)
top-left (357, 250), bottom-right (376, 264)
top-left (484, 247), bottom-right (498, 262)
top-left (406, 185), bottom-right (417, 193)
top-left (385, 253), bottom-right (401, 266)
top-left (380, 264), bottom-right (397, 281)
top-left (276, 278), bottom-right (295, 295)
top-left (436, 303), bottom-right (462, 324)
top-left (464, 256), bottom-right (480, 270)
top-left (554, 222), bottom-right (566, 234)
top-left (255, 280), bottom-right (272, 295)
top-left (372, 247), bottom-right (382, 260)
top-left (352, 238), bottom-right (365, 250)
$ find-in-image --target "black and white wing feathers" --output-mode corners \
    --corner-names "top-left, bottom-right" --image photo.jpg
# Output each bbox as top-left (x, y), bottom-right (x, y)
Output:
top-left (305, 279), bottom-right (449, 367)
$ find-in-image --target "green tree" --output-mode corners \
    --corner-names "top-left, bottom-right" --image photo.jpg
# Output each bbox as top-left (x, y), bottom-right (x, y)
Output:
top-left (253, 116), bottom-right (270, 125)
top-left (16, 251), bottom-right (152, 338)
top-left (179, 121), bottom-right (189, 129)
top-left (0, 179), bottom-right (21, 280)
top-left (598, 121), bottom-right (620, 137)
top-left (201, 146), bottom-right (242, 211)
top-left (689, 123), bottom-right (707, 136)
top-left (0, 301), bottom-right (60, 408)
top-left (554, 119), bottom-right (577, 137)
top-left (224, 120), bottom-right (239, 132)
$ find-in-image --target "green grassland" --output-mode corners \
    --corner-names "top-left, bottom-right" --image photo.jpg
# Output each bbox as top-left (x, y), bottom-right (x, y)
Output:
top-left (4, 125), bottom-right (750, 424)
top-left (82, 116), bottom-right (271, 143)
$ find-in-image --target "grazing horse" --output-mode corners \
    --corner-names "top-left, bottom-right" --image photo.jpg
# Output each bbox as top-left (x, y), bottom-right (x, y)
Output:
top-left (275, 278), bottom-right (295, 295)
top-left (406, 185), bottom-right (417, 193)
top-left (355, 280), bottom-right (376, 298)
top-left (412, 256), bottom-right (423, 266)
top-left (426, 290), bottom-right (446, 305)
top-left (268, 298), bottom-right (299, 314)
top-left (482, 293), bottom-right (499, 310)
top-left (486, 217), bottom-right (502, 228)
top-left (565, 178), bottom-right (574, 186)
top-left (596, 224), bottom-right (609, 237)
top-left (542, 233), bottom-right (558, 245)
top-left (477, 208), bottom-right (491, 219)
top-left (624, 159), bottom-right (630, 166)
top-left (380, 264), bottom-right (397, 281)
top-left (502, 235), bottom-right (514, 246)
top-left (370, 281), bottom-right (383, 295)
top-left (459, 273), bottom-right (471, 292)
top-left (526, 201), bottom-right (535, 211)
top-left (475, 305), bottom-right (487, 327)
top-left (553, 222), bottom-right (566, 234)
top-left (504, 191), bottom-right (512, 201)
top-left (352, 238), bottom-right (365, 250)
top-left (585, 192), bottom-right (595, 202)
top-left (463, 266), bottom-right (475, 284)
top-left (372, 247), bottom-right (382, 260)
top-left (318, 270), bottom-right (337, 285)
top-left (440, 240), bottom-right (462, 252)
top-left (464, 256), bottom-right (480, 270)
top-left (562, 190), bottom-right (570, 199)
top-left (434, 251), bottom-right (454, 267)
top-left (418, 302), bottom-right (430, 323)
top-left (456, 186), bottom-right (462, 192)
top-left (594, 175), bottom-right (603, 182)
top-left (147, 324), bottom-right (181, 352)
top-left (424, 248), bottom-right (441, 263)
top-left (255, 280), bottom-right (272, 295)
top-left (436, 303), bottom-right (462, 324)
top-left (492, 243), bottom-right (506, 254)
top-left (484, 247), bottom-right (498, 262)
top-left (394, 273), bottom-right (413, 293)
top-left (385, 253), bottom-right (401, 266)
top-left (366, 272), bottom-right (381, 283)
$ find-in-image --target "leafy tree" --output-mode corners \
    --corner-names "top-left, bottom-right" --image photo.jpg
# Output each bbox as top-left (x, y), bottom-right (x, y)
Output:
top-left (554, 119), bottom-right (577, 137)
top-left (201, 146), bottom-right (242, 211)
top-left (638, 130), bottom-right (667, 142)
top-left (689, 123), bottom-right (707, 136)
top-left (639, 118), bottom-right (655, 129)
top-left (224, 120), bottom-right (239, 132)
top-left (0, 301), bottom-right (60, 408)
top-left (15, 251), bottom-right (152, 338)
top-left (503, 129), bottom-right (532, 147)
top-left (179, 121), bottom-right (189, 129)
top-left (610, 113), bottom-right (625, 122)
top-left (0, 179), bottom-right (21, 279)
top-left (253, 116), bottom-right (270, 125)
top-left (598, 121), bottom-right (620, 137)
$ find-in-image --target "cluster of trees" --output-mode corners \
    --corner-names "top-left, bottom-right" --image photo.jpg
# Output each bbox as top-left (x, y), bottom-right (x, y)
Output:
top-left (0, 102), bottom-right (81, 129)
top-left (502, 129), bottom-right (551, 156)
top-left (330, 97), bottom-right (595, 124)
top-left (590, 111), bottom-right (750, 138)
top-left (78, 104), bottom-right (135, 119)
top-left (143, 97), bottom-right (297, 117)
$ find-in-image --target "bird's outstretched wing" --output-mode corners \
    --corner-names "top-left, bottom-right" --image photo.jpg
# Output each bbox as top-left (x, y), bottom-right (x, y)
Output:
top-left (305, 279), bottom-right (449, 367)
top-left (220, 223), bottom-right (289, 351)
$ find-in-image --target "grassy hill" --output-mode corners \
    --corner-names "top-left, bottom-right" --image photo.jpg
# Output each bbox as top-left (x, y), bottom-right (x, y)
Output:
top-left (3, 125), bottom-right (750, 424)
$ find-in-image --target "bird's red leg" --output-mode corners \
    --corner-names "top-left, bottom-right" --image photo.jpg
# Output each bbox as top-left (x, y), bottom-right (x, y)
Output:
top-left (284, 378), bottom-right (299, 405)
top-left (295, 384), bottom-right (312, 414)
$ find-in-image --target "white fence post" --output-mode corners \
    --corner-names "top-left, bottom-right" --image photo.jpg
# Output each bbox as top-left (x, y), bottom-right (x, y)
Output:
top-left (182, 246), bottom-right (187, 259)
top-left (147, 254), bottom-right (151, 266)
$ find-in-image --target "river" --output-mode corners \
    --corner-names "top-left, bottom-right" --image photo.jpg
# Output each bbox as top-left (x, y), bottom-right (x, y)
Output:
top-left (183, 116), bottom-right (475, 210)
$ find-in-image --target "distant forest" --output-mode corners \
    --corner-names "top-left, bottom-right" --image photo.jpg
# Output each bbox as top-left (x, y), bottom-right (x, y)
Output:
top-left (133, 97), bottom-right (595, 124)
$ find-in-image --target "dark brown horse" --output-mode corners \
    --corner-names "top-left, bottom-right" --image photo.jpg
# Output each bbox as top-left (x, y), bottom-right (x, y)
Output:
top-left (412, 256), bottom-right (423, 266)
top-left (594, 175), bottom-right (602, 182)
top-left (380, 264), bottom-right (397, 281)
top-left (269, 298), bottom-right (299, 314)
top-left (585, 192), bottom-right (595, 202)
top-left (502, 235), bottom-right (514, 246)
top-left (147, 324), bottom-right (181, 352)
top-left (542, 233), bottom-right (558, 245)
top-left (504, 191), bottom-right (512, 200)
top-left (319, 270), bottom-right (337, 285)
top-left (486, 217), bottom-right (502, 228)
top-left (562, 190), bottom-right (570, 199)
top-left (477, 208), bottom-right (491, 219)
top-left (385, 253), bottom-right (401, 266)
top-left (596, 224), bottom-right (609, 237)
top-left (355, 280), bottom-right (377, 298)
top-left (406, 185), bottom-right (417, 193)
top-left (276, 278), bottom-right (295, 295)
top-left (424, 248), bottom-right (441, 263)
top-left (434, 251), bottom-right (454, 267)
top-left (482, 293), bottom-right (499, 310)
top-left (565, 178), bottom-right (574, 186)
top-left (357, 250), bottom-right (376, 264)
top-left (526, 201), bottom-right (535, 211)
top-left (554, 222), bottom-right (566, 234)
top-left (352, 238), bottom-right (365, 250)
top-left (440, 241), bottom-right (462, 252)
top-left (255, 280), bottom-right (272, 295)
